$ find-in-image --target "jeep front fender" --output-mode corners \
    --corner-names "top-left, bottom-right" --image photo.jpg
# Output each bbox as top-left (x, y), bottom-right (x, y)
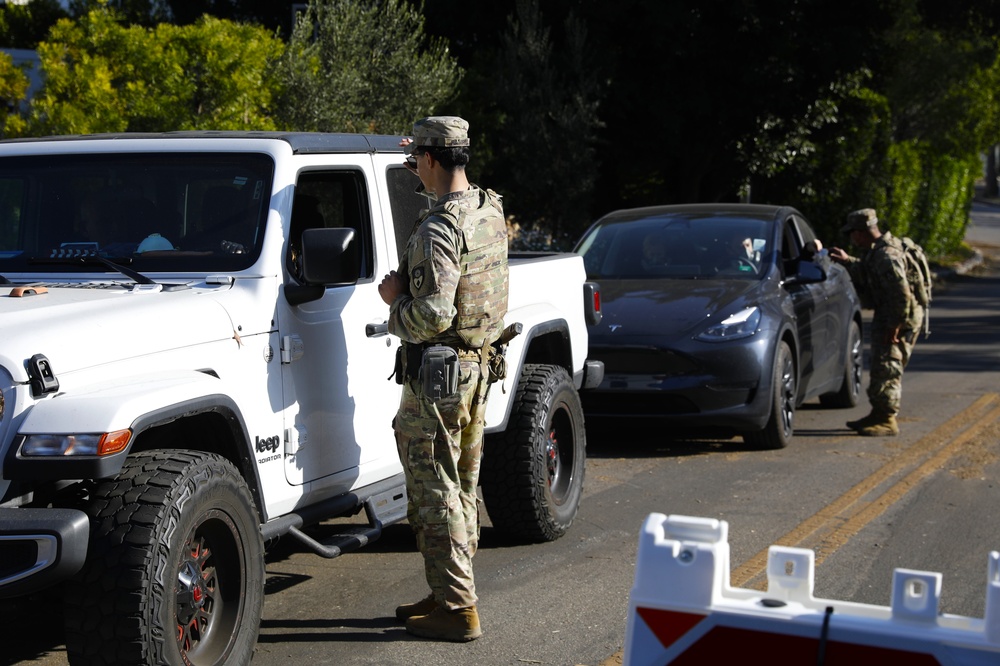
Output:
top-left (9, 370), bottom-right (249, 481)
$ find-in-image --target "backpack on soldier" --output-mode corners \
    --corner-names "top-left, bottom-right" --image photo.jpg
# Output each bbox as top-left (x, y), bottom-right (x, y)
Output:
top-left (899, 236), bottom-right (932, 336)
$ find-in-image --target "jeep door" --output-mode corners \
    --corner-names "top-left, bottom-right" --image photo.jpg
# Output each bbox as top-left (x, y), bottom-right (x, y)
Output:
top-left (277, 162), bottom-right (402, 489)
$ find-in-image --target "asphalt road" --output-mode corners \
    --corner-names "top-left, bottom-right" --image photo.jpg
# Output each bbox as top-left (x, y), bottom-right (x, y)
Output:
top-left (5, 200), bottom-right (1000, 666)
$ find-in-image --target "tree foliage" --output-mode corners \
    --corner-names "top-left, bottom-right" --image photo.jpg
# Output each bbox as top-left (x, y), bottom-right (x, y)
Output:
top-left (3, 0), bottom-right (999, 256)
top-left (275, 0), bottom-right (460, 135)
top-left (163, 1), bottom-right (300, 36)
top-left (0, 0), bottom-right (68, 49)
top-left (19, 6), bottom-right (283, 136)
top-left (68, 0), bottom-right (171, 26)
top-left (751, 0), bottom-right (1000, 249)
top-left (465, 0), bottom-right (603, 246)
top-left (0, 52), bottom-right (30, 137)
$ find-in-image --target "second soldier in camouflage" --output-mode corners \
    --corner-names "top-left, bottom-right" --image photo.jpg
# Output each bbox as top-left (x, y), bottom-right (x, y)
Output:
top-left (830, 208), bottom-right (924, 436)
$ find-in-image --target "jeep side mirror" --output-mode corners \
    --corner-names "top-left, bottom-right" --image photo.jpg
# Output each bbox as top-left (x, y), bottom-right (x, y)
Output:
top-left (285, 227), bottom-right (359, 306)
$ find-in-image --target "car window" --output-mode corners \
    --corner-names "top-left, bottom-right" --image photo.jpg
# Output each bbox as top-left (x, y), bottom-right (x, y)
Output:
top-left (781, 214), bottom-right (825, 276)
top-left (0, 152), bottom-right (273, 273)
top-left (287, 170), bottom-right (374, 283)
top-left (577, 212), bottom-right (769, 280)
top-left (385, 165), bottom-right (425, 263)
top-left (795, 215), bottom-right (818, 247)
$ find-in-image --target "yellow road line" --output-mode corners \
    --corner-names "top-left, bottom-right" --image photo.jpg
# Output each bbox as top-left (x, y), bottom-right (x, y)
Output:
top-left (731, 392), bottom-right (1000, 588)
top-left (601, 394), bottom-right (1000, 666)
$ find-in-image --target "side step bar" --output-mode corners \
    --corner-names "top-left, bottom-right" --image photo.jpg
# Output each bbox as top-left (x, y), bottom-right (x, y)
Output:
top-left (288, 497), bottom-right (385, 559)
top-left (262, 480), bottom-right (408, 559)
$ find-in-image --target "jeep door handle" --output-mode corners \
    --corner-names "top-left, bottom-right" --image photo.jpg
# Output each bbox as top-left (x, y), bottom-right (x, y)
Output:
top-left (366, 321), bottom-right (389, 337)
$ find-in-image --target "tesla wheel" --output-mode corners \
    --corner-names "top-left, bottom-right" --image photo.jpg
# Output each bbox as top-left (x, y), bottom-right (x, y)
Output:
top-left (64, 450), bottom-right (264, 666)
top-left (820, 319), bottom-right (863, 408)
top-left (481, 364), bottom-right (586, 542)
top-left (744, 340), bottom-right (796, 449)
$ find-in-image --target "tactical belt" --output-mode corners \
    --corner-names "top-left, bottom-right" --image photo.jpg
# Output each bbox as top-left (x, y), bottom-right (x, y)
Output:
top-left (393, 341), bottom-right (500, 392)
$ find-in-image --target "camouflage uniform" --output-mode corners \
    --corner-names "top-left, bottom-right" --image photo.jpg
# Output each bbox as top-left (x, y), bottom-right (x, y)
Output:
top-left (839, 226), bottom-right (922, 418)
top-left (388, 178), bottom-right (508, 612)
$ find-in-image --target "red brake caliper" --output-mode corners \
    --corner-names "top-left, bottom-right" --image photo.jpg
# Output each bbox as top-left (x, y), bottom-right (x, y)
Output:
top-left (177, 538), bottom-right (212, 651)
top-left (546, 429), bottom-right (559, 484)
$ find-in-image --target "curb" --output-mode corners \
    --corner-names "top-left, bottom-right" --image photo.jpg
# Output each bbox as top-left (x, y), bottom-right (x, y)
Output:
top-left (973, 195), bottom-right (1000, 208)
top-left (931, 247), bottom-right (983, 282)
top-left (951, 248), bottom-right (985, 277)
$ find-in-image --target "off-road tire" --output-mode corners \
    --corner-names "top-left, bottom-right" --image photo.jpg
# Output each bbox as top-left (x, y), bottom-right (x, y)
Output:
top-left (819, 319), bottom-right (863, 408)
top-left (481, 364), bottom-right (586, 542)
top-left (744, 340), bottom-right (796, 449)
top-left (64, 450), bottom-right (264, 666)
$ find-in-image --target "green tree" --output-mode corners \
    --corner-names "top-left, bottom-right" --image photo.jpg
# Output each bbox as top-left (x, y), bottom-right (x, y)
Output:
top-left (68, 0), bottom-right (171, 26)
top-left (139, 17), bottom-right (285, 130)
top-left (276, 0), bottom-right (460, 134)
top-left (21, 6), bottom-right (283, 136)
top-left (0, 0), bottom-right (68, 49)
top-left (469, 0), bottom-right (603, 246)
top-left (717, 0), bottom-right (1000, 256)
top-left (579, 0), bottom-right (894, 212)
top-left (165, 0), bottom-right (300, 37)
top-left (751, 71), bottom-right (894, 242)
top-left (0, 51), bottom-right (30, 137)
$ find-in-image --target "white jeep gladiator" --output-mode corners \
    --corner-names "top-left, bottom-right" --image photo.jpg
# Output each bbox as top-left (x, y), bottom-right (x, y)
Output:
top-left (0, 132), bottom-right (603, 665)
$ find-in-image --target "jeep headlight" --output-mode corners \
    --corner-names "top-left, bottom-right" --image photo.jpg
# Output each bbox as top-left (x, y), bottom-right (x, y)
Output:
top-left (696, 307), bottom-right (761, 342)
top-left (19, 429), bottom-right (131, 457)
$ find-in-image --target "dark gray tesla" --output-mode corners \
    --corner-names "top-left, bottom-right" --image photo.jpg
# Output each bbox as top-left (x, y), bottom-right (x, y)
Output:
top-left (574, 203), bottom-right (863, 448)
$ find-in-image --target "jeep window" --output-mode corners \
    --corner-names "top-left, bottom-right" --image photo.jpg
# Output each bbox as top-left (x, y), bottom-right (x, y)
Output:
top-left (385, 164), bottom-right (425, 263)
top-left (288, 170), bottom-right (374, 283)
top-left (0, 152), bottom-right (273, 274)
top-left (0, 175), bottom-right (24, 256)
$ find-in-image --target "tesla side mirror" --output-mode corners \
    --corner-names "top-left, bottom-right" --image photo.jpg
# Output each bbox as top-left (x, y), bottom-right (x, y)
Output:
top-left (786, 258), bottom-right (826, 285)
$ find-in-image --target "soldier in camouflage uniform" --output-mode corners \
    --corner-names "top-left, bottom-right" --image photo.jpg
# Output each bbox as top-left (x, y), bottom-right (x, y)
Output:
top-left (377, 116), bottom-right (508, 642)
top-left (830, 208), bottom-right (923, 436)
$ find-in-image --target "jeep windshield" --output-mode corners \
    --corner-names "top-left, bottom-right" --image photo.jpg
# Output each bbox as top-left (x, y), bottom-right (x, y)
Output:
top-left (0, 152), bottom-right (273, 275)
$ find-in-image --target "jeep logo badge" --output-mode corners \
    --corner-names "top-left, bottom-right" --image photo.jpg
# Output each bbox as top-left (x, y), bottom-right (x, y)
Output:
top-left (255, 435), bottom-right (280, 454)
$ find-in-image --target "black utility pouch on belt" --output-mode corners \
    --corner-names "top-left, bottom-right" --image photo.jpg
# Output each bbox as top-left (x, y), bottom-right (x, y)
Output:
top-left (392, 346), bottom-right (404, 385)
top-left (420, 345), bottom-right (459, 401)
top-left (393, 344), bottom-right (425, 385)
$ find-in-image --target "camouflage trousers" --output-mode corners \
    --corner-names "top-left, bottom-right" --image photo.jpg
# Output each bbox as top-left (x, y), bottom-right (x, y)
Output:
top-left (867, 309), bottom-right (922, 416)
top-left (394, 351), bottom-right (489, 611)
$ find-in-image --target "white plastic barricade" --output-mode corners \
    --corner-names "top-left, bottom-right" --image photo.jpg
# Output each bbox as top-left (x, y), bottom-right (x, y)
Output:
top-left (624, 513), bottom-right (1000, 665)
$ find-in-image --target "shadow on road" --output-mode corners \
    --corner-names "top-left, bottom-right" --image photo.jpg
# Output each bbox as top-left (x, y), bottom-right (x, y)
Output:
top-left (1, 588), bottom-right (67, 666)
top-left (257, 616), bottom-right (410, 645)
top-left (583, 417), bottom-right (750, 459)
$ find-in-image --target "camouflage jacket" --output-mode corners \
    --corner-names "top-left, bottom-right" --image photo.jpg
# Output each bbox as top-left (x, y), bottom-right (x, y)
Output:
top-left (388, 185), bottom-right (508, 349)
top-left (842, 231), bottom-right (916, 328)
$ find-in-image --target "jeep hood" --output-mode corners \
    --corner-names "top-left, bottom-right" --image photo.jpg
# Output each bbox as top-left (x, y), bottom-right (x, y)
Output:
top-left (0, 284), bottom-right (236, 383)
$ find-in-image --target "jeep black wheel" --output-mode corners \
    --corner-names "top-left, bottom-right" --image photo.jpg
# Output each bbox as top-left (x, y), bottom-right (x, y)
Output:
top-left (64, 450), bottom-right (264, 666)
top-left (481, 364), bottom-right (586, 542)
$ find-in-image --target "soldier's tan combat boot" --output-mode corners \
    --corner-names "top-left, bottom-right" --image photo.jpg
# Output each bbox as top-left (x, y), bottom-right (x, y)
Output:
top-left (858, 414), bottom-right (899, 437)
top-left (394, 594), bottom-right (438, 621)
top-left (846, 411), bottom-right (881, 431)
top-left (405, 605), bottom-right (482, 642)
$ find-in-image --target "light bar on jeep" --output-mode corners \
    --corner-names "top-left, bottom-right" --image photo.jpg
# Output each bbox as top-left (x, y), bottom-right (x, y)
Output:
top-left (19, 429), bottom-right (132, 457)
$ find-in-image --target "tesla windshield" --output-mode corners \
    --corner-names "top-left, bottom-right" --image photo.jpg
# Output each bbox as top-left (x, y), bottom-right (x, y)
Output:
top-left (577, 212), bottom-right (771, 279)
top-left (0, 152), bottom-right (274, 274)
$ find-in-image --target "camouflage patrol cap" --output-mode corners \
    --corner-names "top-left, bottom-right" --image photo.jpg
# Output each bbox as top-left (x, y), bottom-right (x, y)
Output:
top-left (407, 116), bottom-right (470, 154)
top-left (841, 208), bottom-right (879, 233)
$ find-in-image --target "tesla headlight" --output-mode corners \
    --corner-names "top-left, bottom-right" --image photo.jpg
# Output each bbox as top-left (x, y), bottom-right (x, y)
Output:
top-left (696, 307), bottom-right (761, 341)
top-left (19, 430), bottom-right (132, 457)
